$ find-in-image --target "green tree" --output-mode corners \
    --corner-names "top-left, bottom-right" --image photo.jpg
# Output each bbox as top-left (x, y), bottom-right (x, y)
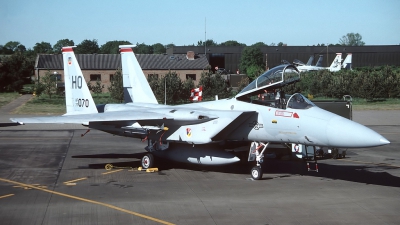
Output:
top-left (75, 39), bottom-right (99, 54)
top-left (3, 41), bottom-right (21, 54)
top-left (33, 42), bottom-right (53, 54)
top-left (239, 46), bottom-right (264, 80)
top-left (100, 40), bottom-right (132, 54)
top-left (160, 71), bottom-right (183, 104)
top-left (33, 80), bottom-right (45, 97)
top-left (152, 43), bottom-right (166, 54)
top-left (135, 42), bottom-right (152, 54)
top-left (147, 74), bottom-right (161, 103)
top-left (246, 64), bottom-right (265, 81)
top-left (197, 39), bottom-right (218, 47)
top-left (0, 53), bottom-right (34, 92)
top-left (199, 70), bottom-right (232, 100)
top-left (15, 44), bottom-right (26, 53)
top-left (108, 69), bottom-right (124, 103)
top-left (181, 77), bottom-right (195, 102)
top-left (87, 80), bottom-right (104, 96)
top-left (39, 71), bottom-right (58, 99)
top-left (277, 42), bottom-right (285, 46)
top-left (236, 76), bottom-right (249, 93)
top-left (2, 41), bottom-right (26, 54)
top-left (219, 40), bottom-right (246, 47)
top-left (165, 43), bottom-right (175, 49)
top-left (251, 42), bottom-right (267, 47)
top-left (339, 33), bottom-right (365, 46)
top-left (53, 39), bottom-right (75, 53)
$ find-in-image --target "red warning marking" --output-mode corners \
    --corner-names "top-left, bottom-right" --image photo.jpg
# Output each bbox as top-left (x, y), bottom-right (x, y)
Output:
top-left (275, 110), bottom-right (300, 119)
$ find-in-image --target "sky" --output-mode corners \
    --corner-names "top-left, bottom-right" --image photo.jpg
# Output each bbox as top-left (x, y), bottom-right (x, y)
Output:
top-left (1, 0), bottom-right (399, 49)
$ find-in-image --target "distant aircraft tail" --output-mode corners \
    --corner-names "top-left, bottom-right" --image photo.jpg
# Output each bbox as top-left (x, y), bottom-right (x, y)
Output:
top-left (306, 55), bottom-right (314, 66)
top-left (315, 55), bottom-right (324, 67)
top-left (342, 53), bottom-right (352, 70)
top-left (119, 45), bottom-right (158, 104)
top-left (62, 46), bottom-right (98, 115)
top-left (328, 53), bottom-right (342, 72)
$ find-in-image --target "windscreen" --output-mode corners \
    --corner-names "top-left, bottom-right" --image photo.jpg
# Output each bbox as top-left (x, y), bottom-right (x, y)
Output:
top-left (286, 93), bottom-right (315, 109)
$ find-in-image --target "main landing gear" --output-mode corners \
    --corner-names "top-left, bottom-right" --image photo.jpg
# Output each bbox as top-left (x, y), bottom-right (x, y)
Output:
top-left (248, 142), bottom-right (269, 180)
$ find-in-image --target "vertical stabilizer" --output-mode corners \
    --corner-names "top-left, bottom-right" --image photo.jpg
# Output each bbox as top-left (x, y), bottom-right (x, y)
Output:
top-left (119, 45), bottom-right (158, 104)
top-left (328, 53), bottom-right (342, 72)
top-left (315, 55), bottom-right (324, 67)
top-left (62, 46), bottom-right (98, 115)
top-left (342, 53), bottom-right (352, 70)
top-left (306, 55), bottom-right (314, 66)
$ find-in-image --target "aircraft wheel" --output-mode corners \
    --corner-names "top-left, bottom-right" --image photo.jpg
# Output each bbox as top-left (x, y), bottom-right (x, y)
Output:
top-left (251, 166), bottom-right (263, 180)
top-left (142, 153), bottom-right (154, 169)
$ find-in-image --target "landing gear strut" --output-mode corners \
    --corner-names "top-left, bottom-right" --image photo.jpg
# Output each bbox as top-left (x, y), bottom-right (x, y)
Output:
top-left (248, 142), bottom-right (269, 180)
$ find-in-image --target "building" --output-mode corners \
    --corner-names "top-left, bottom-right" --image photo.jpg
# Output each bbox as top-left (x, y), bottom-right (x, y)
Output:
top-left (167, 45), bottom-right (400, 73)
top-left (35, 51), bottom-right (210, 91)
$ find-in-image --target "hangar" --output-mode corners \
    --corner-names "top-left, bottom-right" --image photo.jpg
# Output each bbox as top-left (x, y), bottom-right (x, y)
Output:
top-left (167, 45), bottom-right (400, 74)
top-left (35, 51), bottom-right (209, 91)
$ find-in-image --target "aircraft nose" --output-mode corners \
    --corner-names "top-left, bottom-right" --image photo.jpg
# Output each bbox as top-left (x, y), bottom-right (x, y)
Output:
top-left (327, 116), bottom-right (390, 148)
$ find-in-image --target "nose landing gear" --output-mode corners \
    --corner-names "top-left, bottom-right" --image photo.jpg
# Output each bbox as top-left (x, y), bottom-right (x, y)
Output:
top-left (248, 142), bottom-right (270, 180)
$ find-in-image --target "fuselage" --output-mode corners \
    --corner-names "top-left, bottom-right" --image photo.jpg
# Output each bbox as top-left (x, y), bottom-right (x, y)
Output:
top-left (101, 94), bottom-right (389, 149)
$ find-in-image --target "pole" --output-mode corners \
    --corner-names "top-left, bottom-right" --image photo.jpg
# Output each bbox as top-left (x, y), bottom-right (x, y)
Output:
top-left (205, 17), bottom-right (206, 55)
top-left (326, 44), bottom-right (328, 67)
top-left (164, 75), bottom-right (166, 105)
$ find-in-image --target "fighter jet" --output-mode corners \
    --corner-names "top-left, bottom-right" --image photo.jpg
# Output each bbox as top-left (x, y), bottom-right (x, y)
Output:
top-left (297, 53), bottom-right (342, 72)
top-left (342, 53), bottom-right (352, 70)
top-left (11, 46), bottom-right (389, 180)
top-left (293, 55), bottom-right (314, 67)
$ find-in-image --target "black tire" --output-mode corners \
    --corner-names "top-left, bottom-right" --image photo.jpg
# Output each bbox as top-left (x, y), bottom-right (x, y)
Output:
top-left (251, 166), bottom-right (263, 180)
top-left (142, 153), bottom-right (154, 169)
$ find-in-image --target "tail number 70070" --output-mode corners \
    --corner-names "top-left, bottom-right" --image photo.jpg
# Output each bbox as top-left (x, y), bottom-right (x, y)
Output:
top-left (75, 98), bottom-right (89, 107)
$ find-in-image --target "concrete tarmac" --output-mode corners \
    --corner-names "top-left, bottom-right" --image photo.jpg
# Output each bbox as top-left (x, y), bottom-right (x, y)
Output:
top-left (0, 110), bottom-right (399, 224)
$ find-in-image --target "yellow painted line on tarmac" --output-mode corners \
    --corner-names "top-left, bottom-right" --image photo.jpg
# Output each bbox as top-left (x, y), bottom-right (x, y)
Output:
top-left (102, 169), bottom-right (123, 175)
top-left (63, 177), bottom-right (88, 184)
top-left (339, 159), bottom-right (400, 168)
top-left (0, 178), bottom-right (175, 225)
top-left (13, 184), bottom-right (47, 190)
top-left (0, 194), bottom-right (14, 199)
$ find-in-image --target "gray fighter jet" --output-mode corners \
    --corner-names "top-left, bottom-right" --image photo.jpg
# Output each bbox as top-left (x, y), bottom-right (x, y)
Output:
top-left (11, 46), bottom-right (389, 180)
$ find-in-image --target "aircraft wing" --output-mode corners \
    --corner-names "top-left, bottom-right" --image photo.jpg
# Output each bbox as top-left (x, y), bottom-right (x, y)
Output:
top-left (10, 111), bottom-right (173, 126)
top-left (11, 108), bottom-right (257, 144)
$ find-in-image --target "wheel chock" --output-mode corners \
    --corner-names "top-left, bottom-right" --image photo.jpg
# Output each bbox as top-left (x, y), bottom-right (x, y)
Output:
top-left (138, 167), bottom-right (158, 173)
top-left (146, 168), bottom-right (158, 173)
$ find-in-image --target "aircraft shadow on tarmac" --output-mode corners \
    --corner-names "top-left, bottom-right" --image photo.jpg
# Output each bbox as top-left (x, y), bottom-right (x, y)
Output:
top-left (71, 153), bottom-right (400, 187)
top-left (0, 123), bottom-right (20, 127)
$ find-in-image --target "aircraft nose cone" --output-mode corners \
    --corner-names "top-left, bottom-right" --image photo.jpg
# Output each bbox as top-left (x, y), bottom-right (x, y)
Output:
top-left (327, 116), bottom-right (390, 148)
top-left (379, 137), bottom-right (390, 145)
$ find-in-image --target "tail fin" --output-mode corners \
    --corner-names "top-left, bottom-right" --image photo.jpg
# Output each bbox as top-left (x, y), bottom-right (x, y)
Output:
top-left (315, 55), bottom-right (324, 67)
top-left (305, 55), bottom-right (314, 66)
top-left (328, 53), bottom-right (342, 72)
top-left (62, 46), bottom-right (98, 115)
top-left (119, 45), bottom-right (158, 104)
top-left (342, 53), bottom-right (352, 70)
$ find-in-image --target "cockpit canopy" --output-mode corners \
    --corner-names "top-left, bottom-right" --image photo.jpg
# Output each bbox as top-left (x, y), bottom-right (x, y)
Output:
top-left (286, 93), bottom-right (315, 109)
top-left (235, 64), bottom-right (300, 99)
